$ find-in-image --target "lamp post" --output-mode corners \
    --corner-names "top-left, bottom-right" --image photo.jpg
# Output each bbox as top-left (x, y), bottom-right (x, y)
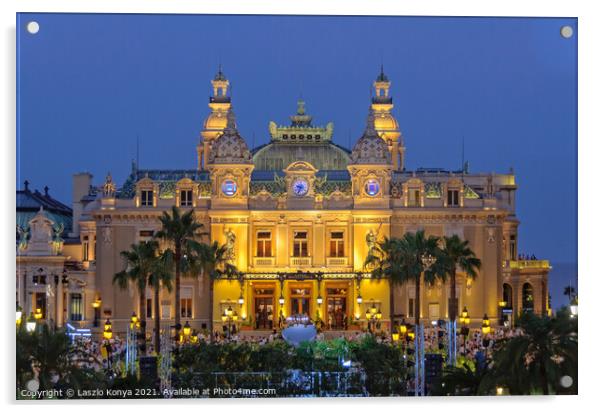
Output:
top-left (365, 300), bottom-right (380, 334)
top-left (183, 321), bottom-right (191, 341)
top-left (570, 297), bottom-right (578, 318)
top-left (481, 314), bottom-right (492, 358)
top-left (34, 308), bottom-right (43, 321)
top-left (16, 304), bottom-right (23, 326)
top-left (26, 312), bottom-right (36, 333)
top-left (459, 307), bottom-right (470, 356)
top-left (92, 298), bottom-right (102, 327)
top-left (103, 318), bottom-right (113, 340)
top-left (222, 305), bottom-right (237, 339)
top-left (130, 312), bottom-right (138, 330)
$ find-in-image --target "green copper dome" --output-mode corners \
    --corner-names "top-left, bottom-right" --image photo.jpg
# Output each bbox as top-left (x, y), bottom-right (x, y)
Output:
top-left (252, 142), bottom-right (350, 171)
top-left (253, 99), bottom-right (351, 171)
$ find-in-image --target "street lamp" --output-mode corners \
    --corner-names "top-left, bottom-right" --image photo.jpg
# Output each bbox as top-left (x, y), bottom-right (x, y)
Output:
top-left (317, 295), bottom-right (323, 305)
top-left (279, 295), bottom-right (285, 306)
top-left (356, 294), bottom-right (363, 304)
top-left (570, 297), bottom-right (578, 317)
top-left (130, 312), bottom-right (138, 330)
top-left (238, 294), bottom-right (244, 305)
top-left (103, 319), bottom-right (113, 340)
top-left (183, 321), bottom-right (191, 338)
top-left (366, 301), bottom-right (380, 333)
top-left (459, 307), bottom-right (470, 356)
top-left (421, 253), bottom-right (436, 269)
top-left (16, 304), bottom-right (23, 326)
top-left (26, 313), bottom-right (36, 333)
top-left (34, 308), bottom-right (43, 320)
top-left (222, 306), bottom-right (238, 339)
top-left (481, 314), bottom-right (491, 335)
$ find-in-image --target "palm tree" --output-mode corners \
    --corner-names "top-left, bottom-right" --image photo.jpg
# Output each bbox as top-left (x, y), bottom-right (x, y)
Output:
top-left (563, 284), bottom-right (576, 303)
top-left (148, 250), bottom-right (173, 354)
top-left (433, 235), bottom-right (481, 322)
top-left (432, 361), bottom-right (494, 396)
top-left (114, 240), bottom-right (163, 355)
top-left (491, 310), bottom-right (578, 395)
top-left (365, 237), bottom-right (405, 333)
top-left (154, 206), bottom-right (203, 337)
top-left (185, 241), bottom-right (240, 340)
top-left (366, 230), bottom-right (440, 327)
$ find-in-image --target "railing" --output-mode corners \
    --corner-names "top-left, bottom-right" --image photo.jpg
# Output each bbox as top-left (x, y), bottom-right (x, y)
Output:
top-left (290, 257), bottom-right (312, 267)
top-left (253, 257), bottom-right (275, 267)
top-left (505, 260), bottom-right (551, 270)
top-left (326, 257), bottom-right (348, 266)
top-left (171, 370), bottom-right (407, 397)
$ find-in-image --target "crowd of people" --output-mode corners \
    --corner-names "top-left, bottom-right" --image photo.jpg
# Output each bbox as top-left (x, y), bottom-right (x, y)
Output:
top-left (69, 321), bottom-right (522, 376)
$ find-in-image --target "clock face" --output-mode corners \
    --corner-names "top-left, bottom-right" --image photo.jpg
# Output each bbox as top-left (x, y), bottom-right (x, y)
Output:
top-left (364, 179), bottom-right (380, 197)
top-left (221, 179), bottom-right (238, 197)
top-left (292, 178), bottom-right (309, 196)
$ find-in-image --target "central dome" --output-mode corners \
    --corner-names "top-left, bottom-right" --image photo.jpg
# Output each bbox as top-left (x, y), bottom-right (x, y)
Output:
top-left (252, 99), bottom-right (351, 171)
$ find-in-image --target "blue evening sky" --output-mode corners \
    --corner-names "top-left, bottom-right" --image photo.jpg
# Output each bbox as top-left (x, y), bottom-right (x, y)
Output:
top-left (16, 14), bottom-right (577, 301)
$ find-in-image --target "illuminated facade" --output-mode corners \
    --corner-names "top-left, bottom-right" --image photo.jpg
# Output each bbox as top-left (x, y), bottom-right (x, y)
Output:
top-left (16, 68), bottom-right (550, 334)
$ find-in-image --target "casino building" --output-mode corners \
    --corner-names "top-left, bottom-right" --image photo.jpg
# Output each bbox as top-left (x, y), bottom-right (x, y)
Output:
top-left (16, 67), bottom-right (550, 334)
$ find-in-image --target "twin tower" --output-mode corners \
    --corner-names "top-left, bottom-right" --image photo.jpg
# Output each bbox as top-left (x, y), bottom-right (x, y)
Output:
top-left (196, 66), bottom-right (405, 171)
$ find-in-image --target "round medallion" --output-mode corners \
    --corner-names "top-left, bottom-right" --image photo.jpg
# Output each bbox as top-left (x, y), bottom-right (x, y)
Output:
top-left (292, 178), bottom-right (309, 196)
top-left (221, 179), bottom-right (238, 197)
top-left (364, 179), bottom-right (380, 197)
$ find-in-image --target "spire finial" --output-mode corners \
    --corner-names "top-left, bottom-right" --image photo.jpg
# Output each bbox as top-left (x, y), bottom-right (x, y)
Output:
top-left (44, 186), bottom-right (49, 196)
top-left (297, 99), bottom-right (306, 115)
top-left (24, 180), bottom-right (30, 191)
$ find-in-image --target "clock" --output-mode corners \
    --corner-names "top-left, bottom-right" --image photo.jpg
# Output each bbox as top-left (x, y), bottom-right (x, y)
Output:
top-left (364, 179), bottom-right (380, 197)
top-left (292, 178), bottom-right (309, 196)
top-left (221, 179), bottom-right (238, 197)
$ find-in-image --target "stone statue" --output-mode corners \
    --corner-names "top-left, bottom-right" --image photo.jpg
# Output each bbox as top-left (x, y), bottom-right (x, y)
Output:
top-left (102, 227), bottom-right (112, 245)
top-left (225, 228), bottom-right (236, 261)
top-left (52, 223), bottom-right (65, 255)
top-left (17, 225), bottom-right (29, 251)
top-left (269, 121), bottom-right (278, 137)
top-left (326, 122), bottom-right (334, 139)
top-left (103, 172), bottom-right (116, 198)
top-left (366, 229), bottom-right (377, 254)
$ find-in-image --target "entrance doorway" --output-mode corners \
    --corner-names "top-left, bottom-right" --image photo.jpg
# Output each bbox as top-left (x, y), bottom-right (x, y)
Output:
top-left (326, 285), bottom-right (349, 330)
top-left (290, 286), bottom-right (311, 317)
top-left (253, 286), bottom-right (274, 330)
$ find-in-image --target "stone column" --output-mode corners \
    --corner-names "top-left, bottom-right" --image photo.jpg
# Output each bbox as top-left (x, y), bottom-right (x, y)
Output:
top-left (56, 279), bottom-right (64, 327)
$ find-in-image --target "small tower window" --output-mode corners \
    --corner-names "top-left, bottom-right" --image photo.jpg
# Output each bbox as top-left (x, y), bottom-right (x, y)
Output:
top-left (141, 190), bottom-right (154, 207)
top-left (409, 189), bottom-right (421, 207)
top-left (447, 189), bottom-right (460, 207)
top-left (180, 189), bottom-right (193, 207)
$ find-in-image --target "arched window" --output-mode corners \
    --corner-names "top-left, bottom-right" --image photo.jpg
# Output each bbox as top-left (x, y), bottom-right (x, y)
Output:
top-left (522, 283), bottom-right (534, 311)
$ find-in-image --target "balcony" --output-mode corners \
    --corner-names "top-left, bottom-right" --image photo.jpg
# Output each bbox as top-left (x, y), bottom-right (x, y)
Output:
top-left (326, 257), bottom-right (348, 267)
top-left (290, 257), bottom-right (312, 267)
top-left (505, 260), bottom-right (551, 270)
top-left (253, 257), bottom-right (275, 267)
